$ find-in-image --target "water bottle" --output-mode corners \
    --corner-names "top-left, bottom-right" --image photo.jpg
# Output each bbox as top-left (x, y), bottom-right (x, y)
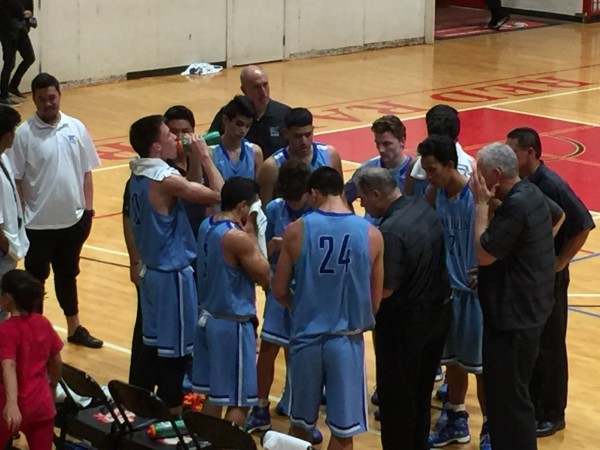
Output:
top-left (177, 131), bottom-right (221, 153)
top-left (146, 419), bottom-right (187, 439)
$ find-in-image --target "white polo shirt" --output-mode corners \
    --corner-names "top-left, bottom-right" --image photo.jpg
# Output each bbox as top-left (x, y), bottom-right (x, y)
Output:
top-left (411, 142), bottom-right (474, 180)
top-left (7, 112), bottom-right (101, 230)
top-left (0, 153), bottom-right (29, 277)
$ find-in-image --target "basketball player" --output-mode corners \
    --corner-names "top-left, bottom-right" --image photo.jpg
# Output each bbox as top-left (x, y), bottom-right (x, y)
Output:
top-left (213, 95), bottom-right (263, 180)
top-left (344, 115), bottom-right (412, 224)
top-left (419, 135), bottom-right (489, 450)
top-left (257, 107), bottom-right (343, 205)
top-left (246, 160), bottom-right (324, 442)
top-left (273, 167), bottom-right (384, 450)
top-left (405, 104), bottom-right (473, 199)
top-left (193, 177), bottom-right (271, 428)
top-left (127, 115), bottom-right (223, 412)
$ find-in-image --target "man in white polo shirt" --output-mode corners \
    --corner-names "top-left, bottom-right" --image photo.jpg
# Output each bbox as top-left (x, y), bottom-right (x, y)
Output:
top-left (0, 105), bottom-right (28, 282)
top-left (7, 72), bottom-right (103, 348)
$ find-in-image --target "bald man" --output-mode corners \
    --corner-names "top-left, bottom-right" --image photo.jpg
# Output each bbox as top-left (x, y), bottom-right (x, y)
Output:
top-left (209, 65), bottom-right (291, 159)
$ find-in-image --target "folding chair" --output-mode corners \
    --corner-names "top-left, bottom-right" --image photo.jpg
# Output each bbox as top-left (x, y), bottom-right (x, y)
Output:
top-left (108, 380), bottom-right (190, 450)
top-left (55, 363), bottom-right (123, 450)
top-left (183, 411), bottom-right (257, 450)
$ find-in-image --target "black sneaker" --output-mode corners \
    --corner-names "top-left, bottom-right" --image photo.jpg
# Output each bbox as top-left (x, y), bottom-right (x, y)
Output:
top-left (9, 88), bottom-right (26, 99)
top-left (488, 15), bottom-right (510, 30)
top-left (0, 97), bottom-right (18, 106)
top-left (67, 326), bottom-right (104, 349)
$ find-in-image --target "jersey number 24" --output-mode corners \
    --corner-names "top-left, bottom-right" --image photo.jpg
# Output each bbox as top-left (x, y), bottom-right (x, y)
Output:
top-left (319, 234), bottom-right (351, 274)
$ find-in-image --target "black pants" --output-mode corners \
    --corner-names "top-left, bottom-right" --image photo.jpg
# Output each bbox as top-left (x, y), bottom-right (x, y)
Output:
top-left (375, 299), bottom-right (451, 450)
top-left (129, 285), bottom-right (158, 389)
top-left (485, 0), bottom-right (506, 17)
top-left (483, 325), bottom-right (544, 450)
top-left (25, 211), bottom-right (93, 316)
top-left (530, 268), bottom-right (569, 422)
top-left (128, 286), bottom-right (188, 408)
top-left (0, 30), bottom-right (35, 99)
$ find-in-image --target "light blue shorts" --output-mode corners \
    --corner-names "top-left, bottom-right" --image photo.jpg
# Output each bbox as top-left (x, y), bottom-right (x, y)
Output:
top-left (289, 334), bottom-right (368, 438)
top-left (441, 290), bottom-right (483, 374)
top-left (192, 315), bottom-right (258, 407)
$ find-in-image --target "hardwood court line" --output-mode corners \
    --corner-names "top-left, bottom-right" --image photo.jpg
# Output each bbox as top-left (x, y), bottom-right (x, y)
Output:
top-left (569, 307), bottom-right (600, 320)
top-left (569, 294), bottom-right (600, 297)
top-left (53, 325), bottom-right (132, 355)
top-left (287, 61), bottom-right (600, 111)
top-left (83, 244), bottom-right (128, 257)
top-left (488, 105), bottom-right (600, 128)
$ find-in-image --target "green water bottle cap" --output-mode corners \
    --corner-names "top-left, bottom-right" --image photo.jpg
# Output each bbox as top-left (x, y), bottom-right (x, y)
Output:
top-left (202, 131), bottom-right (221, 146)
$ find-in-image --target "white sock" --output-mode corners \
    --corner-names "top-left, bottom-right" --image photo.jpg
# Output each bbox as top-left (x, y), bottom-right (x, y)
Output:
top-left (258, 399), bottom-right (269, 408)
top-left (447, 403), bottom-right (466, 412)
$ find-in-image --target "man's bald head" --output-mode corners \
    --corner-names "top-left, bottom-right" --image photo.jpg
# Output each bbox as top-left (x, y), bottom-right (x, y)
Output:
top-left (240, 65), bottom-right (270, 114)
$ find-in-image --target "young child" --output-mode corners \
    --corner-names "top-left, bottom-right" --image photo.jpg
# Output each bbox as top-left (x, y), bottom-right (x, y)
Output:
top-left (0, 269), bottom-right (63, 449)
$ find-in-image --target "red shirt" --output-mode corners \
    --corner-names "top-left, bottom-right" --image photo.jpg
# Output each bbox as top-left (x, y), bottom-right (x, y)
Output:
top-left (0, 313), bottom-right (63, 421)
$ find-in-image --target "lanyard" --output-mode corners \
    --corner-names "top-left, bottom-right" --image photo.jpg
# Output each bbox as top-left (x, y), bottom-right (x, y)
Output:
top-left (0, 158), bottom-right (22, 229)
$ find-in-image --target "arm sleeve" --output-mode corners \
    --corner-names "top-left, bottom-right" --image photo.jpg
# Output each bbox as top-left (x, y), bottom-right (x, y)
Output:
top-left (6, 132), bottom-right (26, 180)
top-left (382, 230), bottom-right (407, 292)
top-left (80, 126), bottom-right (101, 172)
top-left (557, 186), bottom-right (596, 233)
top-left (480, 198), bottom-right (524, 261)
top-left (0, 324), bottom-right (18, 361)
top-left (545, 196), bottom-right (564, 226)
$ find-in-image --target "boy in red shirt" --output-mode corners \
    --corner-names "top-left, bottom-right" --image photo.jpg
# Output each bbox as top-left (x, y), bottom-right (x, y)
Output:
top-left (0, 269), bottom-right (63, 449)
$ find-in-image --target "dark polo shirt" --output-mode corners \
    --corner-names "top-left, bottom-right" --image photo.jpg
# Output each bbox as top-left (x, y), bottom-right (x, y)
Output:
top-left (479, 179), bottom-right (562, 330)
top-left (209, 99), bottom-right (290, 159)
top-left (529, 161), bottom-right (595, 259)
top-left (379, 195), bottom-right (451, 310)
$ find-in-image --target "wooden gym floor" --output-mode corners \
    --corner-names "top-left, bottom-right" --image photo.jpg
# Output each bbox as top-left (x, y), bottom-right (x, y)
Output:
top-left (13, 21), bottom-right (600, 449)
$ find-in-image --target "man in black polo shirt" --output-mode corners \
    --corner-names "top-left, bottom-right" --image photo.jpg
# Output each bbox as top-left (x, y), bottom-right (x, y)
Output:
top-left (209, 65), bottom-right (290, 159)
top-left (471, 143), bottom-right (564, 450)
top-left (507, 127), bottom-right (595, 437)
top-left (356, 167), bottom-right (451, 450)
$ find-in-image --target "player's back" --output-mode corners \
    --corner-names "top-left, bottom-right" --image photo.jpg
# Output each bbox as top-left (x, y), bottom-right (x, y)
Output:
top-left (197, 217), bottom-right (256, 319)
top-left (128, 175), bottom-right (196, 271)
top-left (291, 210), bottom-right (374, 346)
top-left (435, 184), bottom-right (476, 292)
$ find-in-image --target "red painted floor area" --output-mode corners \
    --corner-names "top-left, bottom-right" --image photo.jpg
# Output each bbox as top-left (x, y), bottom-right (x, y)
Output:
top-left (318, 107), bottom-right (600, 211)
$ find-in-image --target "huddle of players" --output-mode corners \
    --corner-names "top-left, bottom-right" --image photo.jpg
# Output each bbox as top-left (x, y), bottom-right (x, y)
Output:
top-left (126, 93), bottom-right (591, 450)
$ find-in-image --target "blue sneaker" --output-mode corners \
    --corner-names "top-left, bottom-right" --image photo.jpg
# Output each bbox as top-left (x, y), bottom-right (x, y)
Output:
top-left (480, 423), bottom-right (491, 450)
top-left (371, 390), bottom-right (379, 406)
top-left (433, 403), bottom-right (449, 432)
top-left (435, 382), bottom-right (449, 403)
top-left (312, 427), bottom-right (323, 445)
top-left (428, 410), bottom-right (470, 447)
top-left (246, 405), bottom-right (271, 433)
top-left (435, 365), bottom-right (444, 382)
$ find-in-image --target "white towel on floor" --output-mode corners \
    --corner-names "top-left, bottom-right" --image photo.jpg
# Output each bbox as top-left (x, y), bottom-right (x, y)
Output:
top-left (262, 431), bottom-right (314, 450)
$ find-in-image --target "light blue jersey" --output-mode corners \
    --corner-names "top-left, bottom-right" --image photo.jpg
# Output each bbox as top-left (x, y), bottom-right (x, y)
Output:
top-left (261, 199), bottom-right (310, 347)
top-left (435, 184), bottom-right (477, 292)
top-left (344, 155), bottom-right (412, 225)
top-left (128, 175), bottom-right (196, 270)
top-left (291, 211), bottom-right (374, 347)
top-left (272, 142), bottom-right (330, 170)
top-left (266, 199), bottom-right (310, 270)
top-left (213, 138), bottom-right (256, 180)
top-left (128, 174), bottom-right (197, 357)
top-left (197, 217), bottom-right (256, 318)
